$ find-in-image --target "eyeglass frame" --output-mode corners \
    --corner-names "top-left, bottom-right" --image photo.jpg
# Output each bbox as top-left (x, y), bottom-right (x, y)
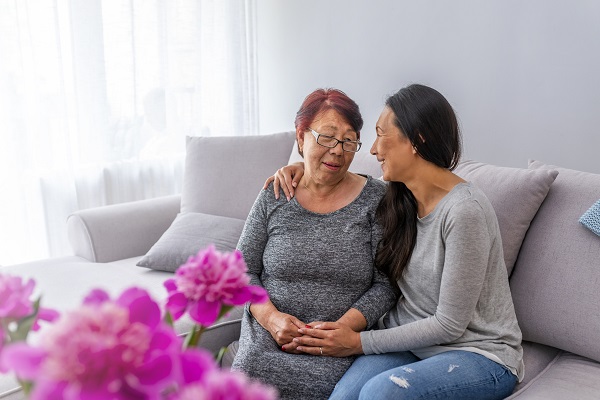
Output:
top-left (308, 128), bottom-right (362, 153)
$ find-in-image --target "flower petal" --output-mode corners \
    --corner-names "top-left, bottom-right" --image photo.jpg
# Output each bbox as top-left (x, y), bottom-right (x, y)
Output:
top-left (134, 353), bottom-right (173, 386)
top-left (127, 293), bottom-right (161, 330)
top-left (227, 285), bottom-right (269, 306)
top-left (178, 348), bottom-right (216, 384)
top-left (0, 342), bottom-right (46, 380)
top-left (149, 326), bottom-right (180, 352)
top-left (82, 289), bottom-right (110, 306)
top-left (188, 299), bottom-right (220, 326)
top-left (29, 379), bottom-right (68, 400)
top-left (165, 292), bottom-right (188, 321)
top-left (164, 279), bottom-right (177, 293)
top-left (31, 307), bottom-right (60, 331)
top-left (116, 287), bottom-right (148, 308)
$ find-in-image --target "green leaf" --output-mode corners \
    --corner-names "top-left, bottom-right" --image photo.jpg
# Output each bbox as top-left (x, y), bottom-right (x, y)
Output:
top-left (163, 310), bottom-right (174, 327)
top-left (8, 298), bottom-right (41, 342)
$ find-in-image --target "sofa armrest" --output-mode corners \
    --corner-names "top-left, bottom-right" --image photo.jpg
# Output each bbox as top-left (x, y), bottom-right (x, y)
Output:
top-left (67, 195), bottom-right (181, 262)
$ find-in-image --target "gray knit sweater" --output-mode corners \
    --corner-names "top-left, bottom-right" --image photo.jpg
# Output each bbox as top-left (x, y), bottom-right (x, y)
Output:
top-left (232, 176), bottom-right (398, 399)
top-left (360, 182), bottom-right (524, 380)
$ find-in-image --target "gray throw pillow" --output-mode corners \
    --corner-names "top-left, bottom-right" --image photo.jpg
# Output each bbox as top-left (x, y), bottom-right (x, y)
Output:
top-left (510, 160), bottom-right (600, 363)
top-left (137, 212), bottom-right (245, 272)
top-left (454, 160), bottom-right (558, 276)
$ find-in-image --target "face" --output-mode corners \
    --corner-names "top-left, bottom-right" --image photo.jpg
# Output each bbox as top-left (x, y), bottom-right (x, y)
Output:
top-left (297, 108), bottom-right (357, 185)
top-left (371, 106), bottom-right (416, 182)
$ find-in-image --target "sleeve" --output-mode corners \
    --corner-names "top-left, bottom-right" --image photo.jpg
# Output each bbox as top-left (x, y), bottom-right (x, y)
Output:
top-left (236, 188), bottom-right (270, 288)
top-left (361, 199), bottom-right (491, 354)
top-left (350, 209), bottom-right (398, 329)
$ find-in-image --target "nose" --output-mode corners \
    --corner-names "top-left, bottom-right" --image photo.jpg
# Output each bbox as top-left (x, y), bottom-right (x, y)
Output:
top-left (329, 141), bottom-right (344, 155)
top-left (370, 139), bottom-right (377, 155)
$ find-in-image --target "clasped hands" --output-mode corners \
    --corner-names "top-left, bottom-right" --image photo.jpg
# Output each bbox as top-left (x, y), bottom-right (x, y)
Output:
top-left (268, 311), bottom-right (362, 357)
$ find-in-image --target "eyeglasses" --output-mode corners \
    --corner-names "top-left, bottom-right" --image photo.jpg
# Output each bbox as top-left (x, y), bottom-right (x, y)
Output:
top-left (309, 128), bottom-right (362, 153)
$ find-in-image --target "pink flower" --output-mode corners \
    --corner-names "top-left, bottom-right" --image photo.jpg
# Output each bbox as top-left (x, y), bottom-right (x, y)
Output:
top-left (2, 287), bottom-right (188, 400)
top-left (171, 369), bottom-right (278, 400)
top-left (165, 245), bottom-right (268, 326)
top-left (0, 273), bottom-right (35, 320)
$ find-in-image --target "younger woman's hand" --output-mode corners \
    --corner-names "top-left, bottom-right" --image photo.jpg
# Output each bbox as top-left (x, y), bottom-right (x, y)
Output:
top-left (262, 162), bottom-right (305, 201)
top-left (293, 322), bottom-right (363, 357)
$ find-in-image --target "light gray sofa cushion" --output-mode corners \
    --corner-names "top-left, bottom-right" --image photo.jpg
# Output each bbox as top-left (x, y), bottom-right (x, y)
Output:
top-left (453, 160), bottom-right (558, 275)
top-left (137, 212), bottom-right (245, 272)
top-left (510, 160), bottom-right (600, 363)
top-left (181, 132), bottom-right (296, 220)
top-left (506, 352), bottom-right (600, 399)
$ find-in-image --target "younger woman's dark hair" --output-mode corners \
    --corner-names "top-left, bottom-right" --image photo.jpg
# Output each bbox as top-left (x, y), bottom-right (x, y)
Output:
top-left (376, 84), bottom-right (462, 284)
top-left (294, 88), bottom-right (363, 157)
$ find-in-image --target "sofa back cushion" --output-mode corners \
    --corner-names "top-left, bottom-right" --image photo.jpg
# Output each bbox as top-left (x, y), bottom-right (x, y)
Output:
top-left (181, 131), bottom-right (296, 220)
top-left (510, 160), bottom-right (600, 362)
top-left (453, 160), bottom-right (558, 275)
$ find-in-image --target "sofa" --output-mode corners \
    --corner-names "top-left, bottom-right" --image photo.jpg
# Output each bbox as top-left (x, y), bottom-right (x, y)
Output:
top-left (2, 130), bottom-right (600, 399)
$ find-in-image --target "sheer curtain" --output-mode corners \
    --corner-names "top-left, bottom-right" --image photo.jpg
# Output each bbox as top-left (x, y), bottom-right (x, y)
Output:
top-left (0, 0), bottom-right (258, 265)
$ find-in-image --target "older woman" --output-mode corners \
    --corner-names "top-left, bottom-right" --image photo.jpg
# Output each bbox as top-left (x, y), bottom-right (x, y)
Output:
top-left (231, 88), bottom-right (397, 399)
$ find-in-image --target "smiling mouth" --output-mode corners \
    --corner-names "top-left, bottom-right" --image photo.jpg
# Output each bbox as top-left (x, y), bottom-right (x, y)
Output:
top-left (323, 162), bottom-right (341, 170)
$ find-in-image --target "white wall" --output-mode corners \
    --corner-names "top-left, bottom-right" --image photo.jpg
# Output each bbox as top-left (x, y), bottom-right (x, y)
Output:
top-left (257, 0), bottom-right (600, 173)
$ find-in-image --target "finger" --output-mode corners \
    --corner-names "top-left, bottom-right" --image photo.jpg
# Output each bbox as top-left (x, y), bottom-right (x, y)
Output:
top-left (292, 336), bottom-right (325, 347)
top-left (273, 175), bottom-right (281, 200)
top-left (291, 169), bottom-right (304, 193)
top-left (263, 175), bottom-right (275, 190)
top-left (275, 170), bottom-right (291, 201)
top-left (290, 317), bottom-right (306, 330)
top-left (312, 321), bottom-right (340, 330)
top-left (281, 339), bottom-right (309, 354)
top-left (283, 173), bottom-right (295, 199)
top-left (295, 345), bottom-right (323, 356)
top-left (297, 327), bottom-right (328, 338)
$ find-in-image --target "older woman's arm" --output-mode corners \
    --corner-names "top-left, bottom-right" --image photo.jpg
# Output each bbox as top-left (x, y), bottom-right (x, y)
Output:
top-left (238, 186), bottom-right (307, 349)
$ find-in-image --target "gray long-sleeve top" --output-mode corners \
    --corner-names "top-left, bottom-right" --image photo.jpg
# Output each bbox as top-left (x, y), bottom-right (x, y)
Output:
top-left (232, 176), bottom-right (398, 399)
top-left (361, 182), bottom-right (524, 380)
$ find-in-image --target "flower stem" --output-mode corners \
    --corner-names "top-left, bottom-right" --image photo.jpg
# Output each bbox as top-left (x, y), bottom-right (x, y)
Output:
top-left (184, 324), bottom-right (206, 348)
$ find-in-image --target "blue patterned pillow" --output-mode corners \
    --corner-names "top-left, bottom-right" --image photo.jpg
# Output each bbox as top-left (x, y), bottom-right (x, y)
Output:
top-left (579, 199), bottom-right (600, 236)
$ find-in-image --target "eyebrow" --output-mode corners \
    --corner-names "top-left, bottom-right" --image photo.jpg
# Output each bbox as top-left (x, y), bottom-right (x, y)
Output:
top-left (318, 126), bottom-right (357, 135)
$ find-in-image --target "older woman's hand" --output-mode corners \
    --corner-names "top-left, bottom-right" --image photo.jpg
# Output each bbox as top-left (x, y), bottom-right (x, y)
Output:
top-left (281, 321), bottom-right (324, 354)
top-left (263, 162), bottom-right (305, 201)
top-left (293, 322), bottom-right (363, 357)
top-left (267, 311), bottom-right (306, 348)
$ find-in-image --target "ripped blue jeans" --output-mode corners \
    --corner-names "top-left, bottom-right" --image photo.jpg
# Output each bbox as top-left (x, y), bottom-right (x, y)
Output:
top-left (329, 350), bottom-right (517, 400)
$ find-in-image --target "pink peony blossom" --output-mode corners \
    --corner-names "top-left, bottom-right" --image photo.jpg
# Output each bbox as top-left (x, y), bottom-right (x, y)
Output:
top-left (0, 273), bottom-right (35, 320)
top-left (2, 287), bottom-right (191, 400)
top-left (171, 368), bottom-right (278, 400)
top-left (165, 245), bottom-right (268, 326)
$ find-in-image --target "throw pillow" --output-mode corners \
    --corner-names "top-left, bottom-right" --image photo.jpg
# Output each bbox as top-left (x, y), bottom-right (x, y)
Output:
top-left (137, 212), bottom-right (245, 272)
top-left (579, 199), bottom-right (600, 236)
top-left (510, 160), bottom-right (600, 363)
top-left (454, 160), bottom-right (558, 276)
top-left (181, 131), bottom-right (296, 220)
